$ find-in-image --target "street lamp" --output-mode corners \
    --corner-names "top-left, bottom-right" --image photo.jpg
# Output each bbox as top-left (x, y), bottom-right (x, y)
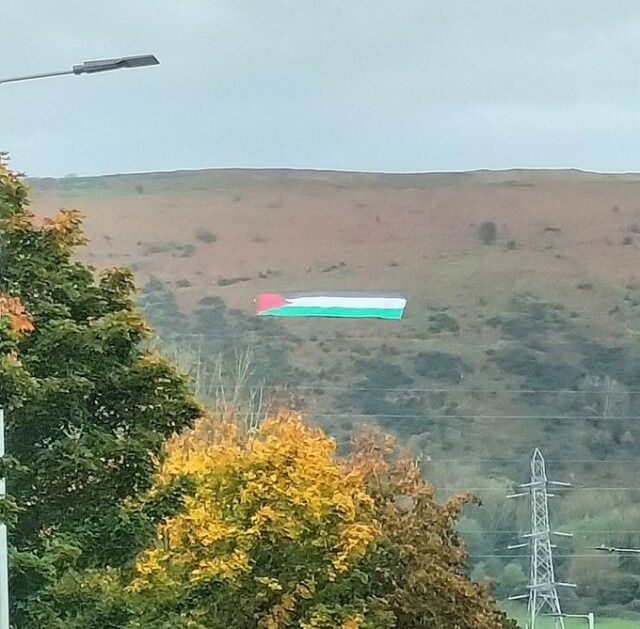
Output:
top-left (0, 54), bottom-right (159, 85)
top-left (0, 53), bottom-right (158, 629)
top-left (543, 612), bottom-right (595, 629)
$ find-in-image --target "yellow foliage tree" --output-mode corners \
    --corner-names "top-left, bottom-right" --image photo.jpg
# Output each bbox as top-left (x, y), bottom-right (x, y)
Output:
top-left (120, 413), bottom-right (516, 629)
top-left (129, 412), bottom-right (392, 628)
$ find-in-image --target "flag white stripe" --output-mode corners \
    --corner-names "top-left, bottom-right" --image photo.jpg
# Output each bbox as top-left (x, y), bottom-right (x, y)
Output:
top-left (284, 296), bottom-right (406, 309)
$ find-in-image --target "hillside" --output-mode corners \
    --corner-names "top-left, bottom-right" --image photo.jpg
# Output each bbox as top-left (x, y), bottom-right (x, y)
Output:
top-left (28, 168), bottom-right (640, 313)
top-left (27, 168), bottom-right (640, 614)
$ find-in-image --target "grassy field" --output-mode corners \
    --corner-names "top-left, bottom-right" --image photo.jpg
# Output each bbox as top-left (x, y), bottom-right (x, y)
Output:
top-left (505, 606), bottom-right (637, 628)
top-left (517, 620), bottom-right (635, 628)
top-left (512, 618), bottom-right (636, 628)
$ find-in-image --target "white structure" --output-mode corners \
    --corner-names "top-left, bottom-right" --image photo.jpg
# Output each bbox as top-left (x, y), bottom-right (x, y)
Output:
top-left (508, 448), bottom-right (574, 628)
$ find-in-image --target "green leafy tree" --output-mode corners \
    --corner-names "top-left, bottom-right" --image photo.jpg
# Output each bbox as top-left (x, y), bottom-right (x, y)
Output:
top-left (0, 161), bottom-right (200, 626)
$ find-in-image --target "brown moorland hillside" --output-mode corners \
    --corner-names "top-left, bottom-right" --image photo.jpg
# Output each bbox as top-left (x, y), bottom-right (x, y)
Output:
top-left (26, 166), bottom-right (640, 467)
top-left (27, 167), bottom-right (640, 450)
top-left (26, 168), bottom-right (640, 611)
top-left (29, 168), bottom-right (640, 322)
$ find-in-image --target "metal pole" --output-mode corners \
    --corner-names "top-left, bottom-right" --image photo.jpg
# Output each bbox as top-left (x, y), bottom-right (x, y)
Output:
top-left (0, 409), bottom-right (8, 629)
top-left (0, 69), bottom-right (74, 85)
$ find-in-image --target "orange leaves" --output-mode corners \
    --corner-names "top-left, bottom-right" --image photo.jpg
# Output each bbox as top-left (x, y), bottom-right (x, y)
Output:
top-left (0, 293), bottom-right (34, 333)
top-left (1, 206), bottom-right (88, 254)
top-left (41, 208), bottom-right (88, 250)
top-left (2, 203), bottom-right (87, 251)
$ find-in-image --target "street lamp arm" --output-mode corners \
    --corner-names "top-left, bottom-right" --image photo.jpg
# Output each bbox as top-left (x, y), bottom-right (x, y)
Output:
top-left (0, 54), bottom-right (159, 85)
top-left (0, 69), bottom-right (74, 85)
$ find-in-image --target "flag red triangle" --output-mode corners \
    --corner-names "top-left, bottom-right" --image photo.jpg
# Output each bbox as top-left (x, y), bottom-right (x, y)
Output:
top-left (256, 293), bottom-right (289, 313)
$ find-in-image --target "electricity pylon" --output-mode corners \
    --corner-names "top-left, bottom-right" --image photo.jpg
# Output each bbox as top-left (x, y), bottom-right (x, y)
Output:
top-left (508, 449), bottom-right (574, 629)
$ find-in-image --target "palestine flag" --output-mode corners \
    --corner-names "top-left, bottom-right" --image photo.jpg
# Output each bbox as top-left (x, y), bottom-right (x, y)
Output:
top-left (256, 292), bottom-right (406, 320)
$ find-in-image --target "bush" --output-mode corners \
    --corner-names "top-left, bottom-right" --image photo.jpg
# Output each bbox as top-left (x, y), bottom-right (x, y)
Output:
top-left (142, 240), bottom-right (177, 255)
top-left (175, 243), bottom-right (196, 257)
top-left (478, 221), bottom-right (498, 245)
top-left (493, 348), bottom-right (579, 391)
top-left (428, 311), bottom-right (460, 333)
top-left (499, 563), bottom-right (528, 594)
top-left (586, 429), bottom-right (616, 456)
top-left (217, 276), bottom-right (251, 287)
top-left (412, 351), bottom-right (471, 383)
top-left (195, 228), bottom-right (216, 243)
top-left (143, 242), bottom-right (196, 257)
top-left (354, 358), bottom-right (413, 390)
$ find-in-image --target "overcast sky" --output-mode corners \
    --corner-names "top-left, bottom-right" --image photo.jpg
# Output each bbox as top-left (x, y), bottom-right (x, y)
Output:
top-left (2, 1), bottom-right (640, 177)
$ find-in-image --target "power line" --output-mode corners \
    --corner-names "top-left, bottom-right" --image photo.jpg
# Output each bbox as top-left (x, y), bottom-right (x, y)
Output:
top-left (171, 383), bottom-right (640, 395)
top-left (307, 413), bottom-right (640, 420)
top-left (464, 531), bottom-right (640, 535)
top-left (153, 330), bottom-right (637, 344)
top-left (438, 487), bottom-right (640, 492)
top-left (424, 459), bottom-right (640, 464)
top-left (471, 554), bottom-right (637, 559)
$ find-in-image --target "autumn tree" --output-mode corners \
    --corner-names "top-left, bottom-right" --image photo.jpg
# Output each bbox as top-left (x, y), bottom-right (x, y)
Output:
top-left (123, 412), bottom-right (390, 628)
top-left (347, 426), bottom-right (517, 628)
top-left (53, 412), bottom-right (516, 628)
top-left (0, 161), bottom-right (200, 626)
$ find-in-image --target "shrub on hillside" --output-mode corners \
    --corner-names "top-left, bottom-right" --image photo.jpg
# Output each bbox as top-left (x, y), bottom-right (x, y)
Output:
top-left (412, 350), bottom-right (472, 383)
top-left (142, 240), bottom-right (177, 255)
top-left (478, 221), bottom-right (498, 245)
top-left (493, 347), bottom-right (579, 391)
top-left (428, 311), bottom-right (460, 333)
top-left (195, 228), bottom-right (216, 243)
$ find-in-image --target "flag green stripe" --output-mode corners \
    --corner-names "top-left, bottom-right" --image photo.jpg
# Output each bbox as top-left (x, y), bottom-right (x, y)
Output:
top-left (258, 305), bottom-right (404, 319)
